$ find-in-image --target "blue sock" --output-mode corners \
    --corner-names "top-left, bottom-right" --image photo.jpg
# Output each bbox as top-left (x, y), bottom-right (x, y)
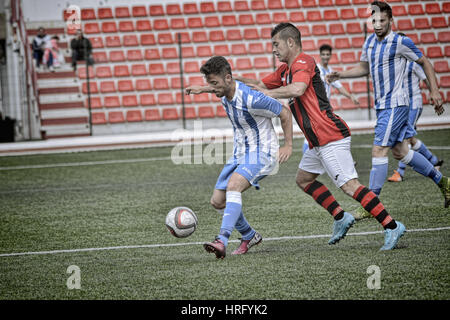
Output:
top-left (302, 139), bottom-right (309, 154)
top-left (397, 161), bottom-right (406, 177)
top-left (369, 157), bottom-right (388, 196)
top-left (218, 191), bottom-right (242, 247)
top-left (401, 150), bottom-right (442, 185)
top-left (412, 140), bottom-right (438, 166)
top-left (235, 211), bottom-right (255, 241)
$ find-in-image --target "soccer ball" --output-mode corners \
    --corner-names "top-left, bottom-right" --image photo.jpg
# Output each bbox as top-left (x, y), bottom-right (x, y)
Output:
top-left (165, 207), bottom-right (198, 238)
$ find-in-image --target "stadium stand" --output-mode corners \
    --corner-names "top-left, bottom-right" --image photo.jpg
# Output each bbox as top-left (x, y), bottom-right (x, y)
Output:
top-left (25, 0), bottom-right (450, 138)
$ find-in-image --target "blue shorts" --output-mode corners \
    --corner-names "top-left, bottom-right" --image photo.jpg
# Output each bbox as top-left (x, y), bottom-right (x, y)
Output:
top-left (215, 152), bottom-right (278, 190)
top-left (374, 106), bottom-right (416, 147)
top-left (408, 107), bottom-right (423, 130)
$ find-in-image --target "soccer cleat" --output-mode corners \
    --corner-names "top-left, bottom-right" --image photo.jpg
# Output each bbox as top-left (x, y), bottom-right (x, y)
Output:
top-left (231, 231), bottom-right (262, 255)
top-left (204, 237), bottom-right (226, 259)
top-left (351, 207), bottom-right (372, 221)
top-left (388, 170), bottom-right (403, 182)
top-left (328, 212), bottom-right (355, 245)
top-left (438, 176), bottom-right (450, 208)
top-left (434, 159), bottom-right (444, 171)
top-left (380, 221), bottom-right (406, 251)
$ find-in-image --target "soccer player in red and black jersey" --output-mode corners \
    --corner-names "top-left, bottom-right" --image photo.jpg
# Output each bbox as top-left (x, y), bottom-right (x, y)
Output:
top-left (236, 23), bottom-right (406, 250)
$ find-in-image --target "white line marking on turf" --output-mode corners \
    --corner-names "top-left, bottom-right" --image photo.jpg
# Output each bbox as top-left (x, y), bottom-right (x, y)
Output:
top-left (1, 226), bottom-right (449, 258)
top-left (1, 145), bottom-right (449, 171)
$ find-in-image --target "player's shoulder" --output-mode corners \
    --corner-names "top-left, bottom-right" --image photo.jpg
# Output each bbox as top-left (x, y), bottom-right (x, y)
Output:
top-left (292, 53), bottom-right (315, 71)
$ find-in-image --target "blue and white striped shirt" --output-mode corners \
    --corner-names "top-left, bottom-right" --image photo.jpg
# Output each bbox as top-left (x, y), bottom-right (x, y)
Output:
top-left (403, 60), bottom-right (427, 110)
top-left (360, 31), bottom-right (423, 109)
top-left (317, 63), bottom-right (343, 100)
top-left (221, 81), bottom-right (282, 159)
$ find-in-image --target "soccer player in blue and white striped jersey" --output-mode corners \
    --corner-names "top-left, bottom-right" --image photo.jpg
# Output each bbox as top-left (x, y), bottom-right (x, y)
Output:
top-left (327, 1), bottom-right (449, 214)
top-left (388, 41), bottom-right (443, 182)
top-left (186, 56), bottom-right (293, 259)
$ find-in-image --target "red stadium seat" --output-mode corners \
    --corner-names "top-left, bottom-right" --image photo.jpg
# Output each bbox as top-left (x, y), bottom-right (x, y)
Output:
top-left (431, 17), bottom-right (447, 29)
top-left (335, 38), bottom-right (351, 49)
top-left (222, 15), bottom-right (237, 26)
top-left (132, 6), bottom-right (147, 17)
top-left (115, 7), bottom-right (130, 18)
top-left (441, 45), bottom-right (449, 57)
top-left (218, 1), bottom-right (232, 12)
top-left (100, 81), bottom-right (116, 93)
top-left (77, 66), bottom-right (94, 79)
top-left (153, 78), bottom-right (169, 90)
top-left (347, 23), bottom-right (362, 34)
top-left (405, 33), bottom-right (419, 44)
top-left (131, 64), bottom-right (147, 76)
top-left (171, 77), bottom-right (186, 89)
top-left (166, 62), bottom-right (180, 74)
top-left (236, 58), bottom-right (252, 70)
top-left (255, 13), bottom-right (271, 25)
top-left (198, 106), bottom-right (215, 119)
top-left (441, 76), bottom-right (450, 88)
top-left (113, 65), bottom-right (129, 77)
top-left (89, 37), bottom-right (104, 49)
top-left (214, 45), bottom-right (230, 56)
top-left (166, 4), bottom-right (181, 15)
top-left (335, 0), bottom-right (350, 5)
top-left (244, 28), bottom-right (259, 40)
top-left (81, 8), bottom-right (96, 20)
top-left (141, 34), bottom-right (156, 46)
top-left (414, 18), bottom-right (430, 30)
top-left (98, 8), bottom-right (113, 19)
top-left (226, 29), bottom-right (243, 41)
top-left (127, 50), bottom-right (143, 61)
top-left (194, 93), bottom-right (210, 103)
top-left (392, 5), bottom-right (407, 16)
top-left (323, 10), bottom-right (339, 21)
top-left (88, 97), bottom-right (102, 109)
top-left (273, 12), bottom-right (288, 24)
top-left (158, 33), bottom-right (174, 45)
top-left (254, 57), bottom-right (270, 69)
top-left (149, 5), bottom-right (164, 16)
top-left (184, 61), bottom-right (199, 73)
top-left (136, 79), bottom-right (152, 91)
top-left (192, 31), bottom-right (207, 43)
top-left (232, 44), bottom-right (247, 55)
top-left (290, 12), bottom-right (305, 23)
top-left (329, 24), bottom-right (345, 35)
top-left (104, 96), bottom-right (120, 108)
top-left (234, 1), bottom-right (249, 11)
top-left (123, 35), bottom-right (139, 47)
top-left (122, 95), bottom-right (138, 107)
top-left (141, 94), bottom-right (156, 106)
top-left (408, 4), bottom-right (424, 15)
top-left (197, 46), bottom-right (213, 57)
top-left (105, 36), bottom-right (120, 48)
top-left (209, 30), bottom-right (225, 42)
top-left (188, 76), bottom-right (205, 86)
top-left (108, 111), bottom-right (125, 124)
top-left (201, 2), bottom-right (216, 13)
top-left (101, 22), bottom-right (117, 33)
top-left (176, 32), bottom-right (191, 44)
top-left (427, 46), bottom-right (444, 58)
top-left (261, 28), bottom-right (272, 39)
top-left (163, 108), bottom-right (179, 120)
top-left (397, 19), bottom-right (413, 31)
top-left (91, 112), bottom-right (106, 125)
top-left (149, 63), bottom-right (165, 75)
top-left (319, 0), bottom-right (333, 5)
top-left (297, 25), bottom-right (310, 37)
top-left (248, 43), bottom-right (265, 54)
top-left (183, 107), bottom-right (197, 120)
top-left (285, 0), bottom-right (300, 8)
top-left (239, 14), bottom-right (254, 25)
top-left (302, 0), bottom-right (317, 7)
top-left (341, 98), bottom-right (358, 110)
top-left (188, 17), bottom-right (203, 28)
top-left (92, 52), bottom-right (107, 63)
top-left (126, 110), bottom-right (143, 122)
top-left (109, 51), bottom-right (125, 62)
top-left (425, 3), bottom-right (441, 14)
top-left (119, 21), bottom-right (134, 32)
top-left (420, 32), bottom-right (437, 44)
top-left (434, 61), bottom-right (450, 73)
top-left (302, 40), bottom-right (316, 51)
top-left (438, 32), bottom-right (450, 43)
top-left (307, 11), bottom-right (321, 22)
top-left (176, 92), bottom-right (191, 104)
top-left (182, 47), bottom-right (195, 58)
top-left (341, 52), bottom-right (357, 64)
top-left (317, 38), bottom-right (331, 49)
top-left (84, 23), bottom-right (100, 34)
top-left (341, 8), bottom-right (356, 20)
top-left (251, 0), bottom-right (266, 10)
top-left (216, 105), bottom-right (227, 118)
top-left (357, 7), bottom-right (371, 19)
top-left (352, 81), bottom-right (368, 93)
top-left (154, 19), bottom-right (169, 30)
top-left (118, 80), bottom-right (134, 92)
top-left (162, 48), bottom-right (178, 59)
top-left (144, 49), bottom-right (160, 60)
top-left (136, 20), bottom-right (152, 31)
top-left (268, 0), bottom-right (283, 9)
top-left (205, 16), bottom-right (220, 28)
top-left (145, 109), bottom-right (161, 121)
top-left (183, 3), bottom-right (199, 14)
top-left (351, 37), bottom-right (365, 48)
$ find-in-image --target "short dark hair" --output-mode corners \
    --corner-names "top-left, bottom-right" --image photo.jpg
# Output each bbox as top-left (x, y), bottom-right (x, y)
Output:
top-left (371, 1), bottom-right (392, 19)
top-left (396, 32), bottom-right (406, 37)
top-left (271, 23), bottom-right (302, 47)
top-left (200, 56), bottom-right (232, 78)
top-left (319, 44), bottom-right (333, 53)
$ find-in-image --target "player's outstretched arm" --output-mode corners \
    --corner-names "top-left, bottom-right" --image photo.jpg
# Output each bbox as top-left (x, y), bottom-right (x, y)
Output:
top-left (234, 76), bottom-right (267, 89)
top-left (337, 86), bottom-right (359, 106)
top-left (326, 62), bottom-right (370, 83)
top-left (416, 56), bottom-right (444, 115)
top-left (185, 85), bottom-right (215, 95)
top-left (278, 105), bottom-right (293, 164)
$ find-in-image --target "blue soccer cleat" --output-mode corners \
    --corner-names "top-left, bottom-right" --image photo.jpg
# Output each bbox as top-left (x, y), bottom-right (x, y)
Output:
top-left (328, 212), bottom-right (355, 245)
top-left (380, 221), bottom-right (406, 251)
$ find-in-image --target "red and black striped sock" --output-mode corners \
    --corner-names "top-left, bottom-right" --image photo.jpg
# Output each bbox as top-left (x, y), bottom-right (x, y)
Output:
top-left (353, 186), bottom-right (397, 229)
top-left (304, 180), bottom-right (344, 220)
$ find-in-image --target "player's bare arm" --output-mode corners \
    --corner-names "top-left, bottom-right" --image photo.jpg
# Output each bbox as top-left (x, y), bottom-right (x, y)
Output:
top-left (415, 56), bottom-right (444, 115)
top-left (278, 105), bottom-right (293, 164)
top-left (337, 86), bottom-right (359, 105)
top-left (185, 85), bottom-right (215, 95)
top-left (256, 83), bottom-right (307, 100)
top-left (326, 61), bottom-right (370, 83)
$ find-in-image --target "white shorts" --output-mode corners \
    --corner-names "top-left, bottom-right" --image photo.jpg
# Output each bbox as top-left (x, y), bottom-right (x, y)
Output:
top-left (299, 137), bottom-right (358, 188)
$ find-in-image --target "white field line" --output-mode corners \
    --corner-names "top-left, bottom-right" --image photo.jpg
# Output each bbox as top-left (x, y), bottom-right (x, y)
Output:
top-left (1, 145), bottom-right (449, 171)
top-left (0, 226), bottom-right (449, 258)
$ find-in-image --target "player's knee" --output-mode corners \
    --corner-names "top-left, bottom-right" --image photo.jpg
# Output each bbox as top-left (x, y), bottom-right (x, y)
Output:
top-left (340, 179), bottom-right (362, 197)
top-left (296, 174), bottom-right (309, 191)
top-left (210, 198), bottom-right (225, 210)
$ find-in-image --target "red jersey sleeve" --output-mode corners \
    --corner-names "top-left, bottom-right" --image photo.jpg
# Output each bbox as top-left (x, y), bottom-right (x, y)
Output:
top-left (261, 65), bottom-right (287, 89)
top-left (290, 58), bottom-right (314, 86)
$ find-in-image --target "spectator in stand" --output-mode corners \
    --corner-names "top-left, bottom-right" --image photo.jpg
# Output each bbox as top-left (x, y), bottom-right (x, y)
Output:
top-left (32, 27), bottom-right (51, 70)
top-left (43, 36), bottom-right (64, 72)
top-left (70, 29), bottom-right (93, 72)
